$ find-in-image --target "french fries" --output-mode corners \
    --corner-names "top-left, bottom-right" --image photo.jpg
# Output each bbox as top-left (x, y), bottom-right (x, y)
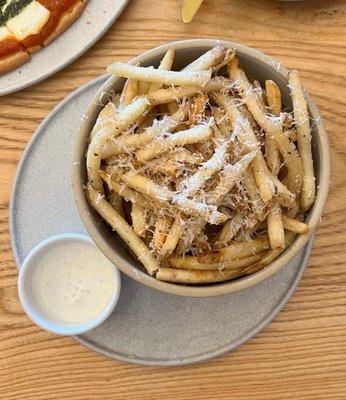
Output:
top-left (289, 70), bottom-right (316, 211)
top-left (120, 79), bottom-right (138, 107)
top-left (136, 120), bottom-right (213, 162)
top-left (267, 202), bottom-right (285, 249)
top-left (131, 203), bottom-right (148, 237)
top-left (148, 48), bottom-right (175, 93)
top-left (264, 79), bottom-right (281, 176)
top-left (87, 185), bottom-right (157, 275)
top-left (120, 172), bottom-right (228, 225)
top-left (228, 59), bottom-right (303, 196)
top-left (157, 266), bottom-right (255, 284)
top-left (161, 218), bottom-right (182, 255)
top-left (181, 0), bottom-right (204, 24)
top-left (85, 47), bottom-right (316, 286)
top-left (178, 139), bottom-right (230, 196)
top-left (87, 98), bottom-right (151, 191)
top-left (184, 45), bottom-right (226, 71)
top-left (102, 102), bottom-right (190, 158)
top-left (211, 92), bottom-right (275, 203)
top-left (108, 62), bottom-right (212, 87)
top-left (282, 215), bottom-right (309, 234)
top-left (153, 216), bottom-right (173, 251)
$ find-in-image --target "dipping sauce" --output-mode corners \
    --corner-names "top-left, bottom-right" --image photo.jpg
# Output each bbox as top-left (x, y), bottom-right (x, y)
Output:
top-left (31, 240), bottom-right (115, 324)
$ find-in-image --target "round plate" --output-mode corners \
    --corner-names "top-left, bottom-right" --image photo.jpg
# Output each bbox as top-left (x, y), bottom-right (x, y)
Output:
top-left (0, 0), bottom-right (129, 96)
top-left (10, 76), bottom-right (313, 366)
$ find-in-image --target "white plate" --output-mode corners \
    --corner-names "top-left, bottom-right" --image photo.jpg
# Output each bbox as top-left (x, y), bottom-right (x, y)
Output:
top-left (10, 75), bottom-right (314, 366)
top-left (0, 0), bottom-right (129, 96)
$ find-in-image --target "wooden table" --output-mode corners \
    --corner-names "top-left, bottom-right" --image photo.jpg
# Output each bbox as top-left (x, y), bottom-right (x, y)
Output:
top-left (1, 0), bottom-right (345, 398)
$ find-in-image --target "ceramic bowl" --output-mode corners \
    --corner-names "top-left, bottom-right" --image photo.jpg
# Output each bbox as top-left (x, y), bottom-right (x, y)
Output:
top-left (18, 233), bottom-right (121, 335)
top-left (72, 39), bottom-right (331, 297)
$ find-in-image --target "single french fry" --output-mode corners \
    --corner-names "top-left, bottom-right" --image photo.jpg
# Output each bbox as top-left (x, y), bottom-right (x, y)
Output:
top-left (112, 93), bottom-right (121, 108)
top-left (137, 80), bottom-right (152, 95)
top-left (228, 59), bottom-right (303, 195)
top-left (181, 0), bottom-right (204, 23)
top-left (156, 266), bottom-right (249, 284)
top-left (184, 45), bottom-right (226, 71)
top-left (213, 107), bottom-right (231, 137)
top-left (211, 48), bottom-right (236, 74)
top-left (177, 235), bottom-right (271, 265)
top-left (136, 119), bottom-right (213, 162)
top-left (267, 202), bottom-right (285, 249)
top-left (147, 86), bottom-right (199, 106)
top-left (145, 77), bottom-right (231, 107)
top-left (131, 203), bottom-right (148, 237)
top-left (120, 172), bottom-right (228, 225)
top-left (90, 102), bottom-right (117, 140)
top-left (169, 252), bottom-right (264, 271)
top-left (289, 70), bottom-right (315, 211)
top-left (166, 148), bottom-right (203, 164)
top-left (153, 216), bottom-right (173, 251)
top-left (108, 62), bottom-right (212, 87)
top-left (265, 80), bottom-right (282, 116)
top-left (211, 92), bottom-right (275, 203)
top-left (112, 97), bottom-right (152, 135)
top-left (87, 184), bottom-right (158, 275)
top-left (188, 92), bottom-right (208, 127)
top-left (264, 79), bottom-right (281, 176)
top-left (253, 80), bottom-right (267, 111)
top-left (108, 191), bottom-right (124, 217)
top-left (148, 48), bottom-right (175, 93)
top-left (161, 218), bottom-right (182, 255)
top-left (120, 78), bottom-right (138, 107)
top-left (250, 154), bottom-right (276, 204)
top-left (264, 81), bottom-right (284, 249)
top-left (207, 151), bottom-right (257, 205)
top-left (214, 213), bottom-right (244, 248)
top-left (244, 231), bottom-right (296, 273)
top-left (269, 172), bottom-right (296, 209)
top-left (282, 215), bottom-right (309, 234)
top-left (239, 104), bottom-right (258, 131)
top-left (203, 76), bottom-right (233, 93)
top-left (285, 202), bottom-right (301, 219)
top-left (265, 135), bottom-right (280, 176)
top-left (241, 169), bottom-right (266, 220)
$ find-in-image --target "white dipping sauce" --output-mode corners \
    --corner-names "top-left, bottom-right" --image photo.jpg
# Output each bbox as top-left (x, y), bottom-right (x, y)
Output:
top-left (32, 241), bottom-right (115, 324)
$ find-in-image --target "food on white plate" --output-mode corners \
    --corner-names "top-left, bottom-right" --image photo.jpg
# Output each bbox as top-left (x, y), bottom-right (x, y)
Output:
top-left (85, 45), bottom-right (315, 285)
top-left (0, 0), bottom-right (87, 75)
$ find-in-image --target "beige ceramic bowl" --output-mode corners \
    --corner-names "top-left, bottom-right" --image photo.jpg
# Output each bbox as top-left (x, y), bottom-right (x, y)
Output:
top-left (72, 39), bottom-right (331, 298)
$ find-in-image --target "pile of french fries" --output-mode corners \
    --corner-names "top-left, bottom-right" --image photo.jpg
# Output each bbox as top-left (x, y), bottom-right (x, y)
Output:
top-left (86, 45), bottom-right (315, 285)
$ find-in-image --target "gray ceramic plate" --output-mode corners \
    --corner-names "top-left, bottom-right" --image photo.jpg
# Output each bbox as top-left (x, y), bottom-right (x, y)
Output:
top-left (0, 0), bottom-right (129, 96)
top-left (10, 76), bottom-right (313, 366)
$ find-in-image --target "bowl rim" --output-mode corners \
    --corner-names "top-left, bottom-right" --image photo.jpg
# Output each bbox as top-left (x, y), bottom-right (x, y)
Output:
top-left (72, 38), bottom-right (331, 298)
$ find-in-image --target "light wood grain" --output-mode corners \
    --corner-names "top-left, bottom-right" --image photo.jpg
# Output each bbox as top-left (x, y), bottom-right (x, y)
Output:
top-left (0, 0), bottom-right (345, 399)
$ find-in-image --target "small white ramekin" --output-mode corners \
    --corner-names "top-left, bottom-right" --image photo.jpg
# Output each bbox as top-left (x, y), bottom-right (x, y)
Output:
top-left (18, 233), bottom-right (121, 335)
